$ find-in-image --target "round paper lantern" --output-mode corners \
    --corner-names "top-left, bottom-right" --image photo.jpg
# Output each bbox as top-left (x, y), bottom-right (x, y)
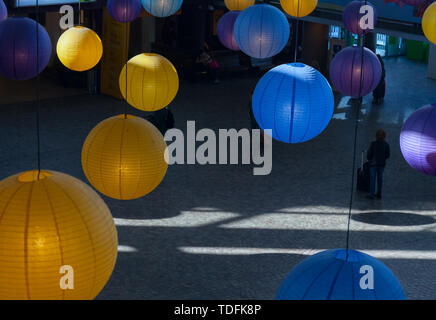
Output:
top-left (224, 0), bottom-right (255, 11)
top-left (141, 0), bottom-right (183, 17)
top-left (423, 2), bottom-right (436, 45)
top-left (276, 249), bottom-right (406, 300)
top-left (82, 114), bottom-right (168, 200)
top-left (234, 4), bottom-right (290, 59)
top-left (217, 11), bottom-right (240, 51)
top-left (402, 0), bottom-right (425, 5)
top-left (0, 170), bottom-right (118, 300)
top-left (107, 0), bottom-right (142, 23)
top-left (329, 46), bottom-right (381, 98)
top-left (0, 17), bottom-right (52, 80)
top-left (252, 63), bottom-right (334, 144)
top-left (343, 0), bottom-right (377, 35)
top-left (400, 103), bottom-right (436, 176)
top-left (280, 0), bottom-right (318, 18)
top-left (0, 0), bottom-right (7, 22)
top-left (119, 53), bottom-right (179, 112)
top-left (56, 26), bottom-right (103, 72)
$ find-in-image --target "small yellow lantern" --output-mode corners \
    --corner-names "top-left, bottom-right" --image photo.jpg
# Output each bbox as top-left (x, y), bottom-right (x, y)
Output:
top-left (423, 2), bottom-right (436, 45)
top-left (224, 0), bottom-right (255, 11)
top-left (280, 0), bottom-right (318, 17)
top-left (56, 26), bottom-right (103, 72)
top-left (0, 170), bottom-right (118, 300)
top-left (82, 114), bottom-right (168, 200)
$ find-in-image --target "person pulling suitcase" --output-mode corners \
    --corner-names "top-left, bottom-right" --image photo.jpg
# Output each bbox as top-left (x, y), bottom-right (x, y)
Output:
top-left (366, 129), bottom-right (390, 199)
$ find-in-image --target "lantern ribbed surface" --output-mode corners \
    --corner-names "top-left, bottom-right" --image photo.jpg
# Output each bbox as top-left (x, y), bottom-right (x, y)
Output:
top-left (217, 11), bottom-right (240, 51)
top-left (107, 0), bottom-right (142, 23)
top-left (0, 17), bottom-right (52, 80)
top-left (342, 0), bottom-right (377, 35)
top-left (276, 249), bottom-right (406, 300)
top-left (82, 115), bottom-right (168, 200)
top-left (0, 0), bottom-right (7, 22)
top-left (119, 53), bottom-right (179, 112)
top-left (329, 46), bottom-right (381, 98)
top-left (56, 26), bottom-right (103, 72)
top-left (400, 103), bottom-right (436, 176)
top-left (280, 0), bottom-right (318, 18)
top-left (252, 63), bottom-right (334, 144)
top-left (0, 170), bottom-right (118, 300)
top-left (423, 2), bottom-right (436, 45)
top-left (234, 4), bottom-right (290, 59)
top-left (141, 0), bottom-right (183, 17)
top-left (224, 0), bottom-right (255, 11)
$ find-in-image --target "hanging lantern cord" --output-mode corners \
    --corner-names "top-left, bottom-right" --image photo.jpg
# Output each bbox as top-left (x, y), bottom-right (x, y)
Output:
top-left (78, 0), bottom-right (81, 26)
top-left (35, 0), bottom-right (41, 180)
top-left (124, 0), bottom-right (128, 119)
top-left (345, 32), bottom-right (366, 261)
top-left (293, 0), bottom-right (301, 63)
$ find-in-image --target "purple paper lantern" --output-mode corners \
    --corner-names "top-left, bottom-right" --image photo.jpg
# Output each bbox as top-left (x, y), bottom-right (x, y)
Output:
top-left (0, 0), bottom-right (7, 22)
top-left (343, 0), bottom-right (377, 35)
top-left (400, 103), bottom-right (436, 176)
top-left (329, 46), bottom-right (381, 98)
top-left (402, 0), bottom-right (425, 5)
top-left (0, 17), bottom-right (52, 81)
top-left (107, 0), bottom-right (142, 23)
top-left (217, 11), bottom-right (240, 51)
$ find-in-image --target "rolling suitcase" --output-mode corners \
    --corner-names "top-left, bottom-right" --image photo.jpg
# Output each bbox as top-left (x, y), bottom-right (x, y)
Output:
top-left (357, 151), bottom-right (370, 192)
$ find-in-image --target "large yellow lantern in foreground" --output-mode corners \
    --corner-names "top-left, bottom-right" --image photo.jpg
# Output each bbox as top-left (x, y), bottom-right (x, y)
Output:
top-left (56, 26), bottom-right (103, 71)
top-left (280, 0), bottom-right (318, 17)
top-left (423, 2), bottom-right (436, 45)
top-left (119, 53), bottom-right (179, 112)
top-left (82, 115), bottom-right (168, 200)
top-left (0, 170), bottom-right (118, 300)
top-left (224, 0), bottom-right (255, 11)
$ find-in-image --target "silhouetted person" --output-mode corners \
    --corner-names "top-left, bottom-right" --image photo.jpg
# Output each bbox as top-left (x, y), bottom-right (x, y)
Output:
top-left (372, 54), bottom-right (386, 105)
top-left (366, 129), bottom-right (390, 199)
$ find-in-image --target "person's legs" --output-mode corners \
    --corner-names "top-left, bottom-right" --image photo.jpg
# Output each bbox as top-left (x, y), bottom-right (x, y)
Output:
top-left (369, 166), bottom-right (376, 198)
top-left (376, 167), bottom-right (384, 198)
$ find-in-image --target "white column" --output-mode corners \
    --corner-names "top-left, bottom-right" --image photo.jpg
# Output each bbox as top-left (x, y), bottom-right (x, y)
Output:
top-left (427, 44), bottom-right (436, 80)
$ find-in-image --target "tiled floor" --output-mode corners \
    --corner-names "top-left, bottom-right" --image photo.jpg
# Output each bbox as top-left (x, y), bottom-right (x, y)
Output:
top-left (1, 56), bottom-right (436, 299)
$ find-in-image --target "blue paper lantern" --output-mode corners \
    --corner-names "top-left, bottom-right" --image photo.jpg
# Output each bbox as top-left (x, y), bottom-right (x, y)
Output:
top-left (276, 249), bottom-right (406, 300)
top-left (252, 63), bottom-right (334, 143)
top-left (141, 0), bottom-right (183, 17)
top-left (217, 11), bottom-right (240, 51)
top-left (0, 17), bottom-right (52, 80)
top-left (234, 4), bottom-right (290, 59)
top-left (0, 0), bottom-right (7, 22)
top-left (108, 0), bottom-right (142, 23)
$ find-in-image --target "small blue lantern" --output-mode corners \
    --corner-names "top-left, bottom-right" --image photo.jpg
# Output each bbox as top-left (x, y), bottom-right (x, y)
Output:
top-left (0, 0), bottom-right (7, 22)
top-left (141, 0), bottom-right (183, 17)
top-left (108, 0), bottom-right (142, 23)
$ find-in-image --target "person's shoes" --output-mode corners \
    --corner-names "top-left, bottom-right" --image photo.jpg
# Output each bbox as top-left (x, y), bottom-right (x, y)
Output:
top-left (366, 195), bottom-right (375, 200)
top-left (375, 193), bottom-right (382, 199)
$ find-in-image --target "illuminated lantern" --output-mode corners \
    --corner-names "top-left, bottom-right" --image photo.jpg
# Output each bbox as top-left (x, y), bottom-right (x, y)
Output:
top-left (0, 170), bottom-right (118, 300)
top-left (224, 0), bottom-right (255, 11)
top-left (342, 0), bottom-right (377, 35)
top-left (141, 0), bottom-right (183, 17)
top-left (0, 0), bottom-right (7, 22)
top-left (329, 46), bottom-right (381, 98)
top-left (252, 63), bottom-right (334, 143)
top-left (56, 26), bottom-right (103, 72)
top-left (119, 53), bottom-right (179, 112)
top-left (400, 103), bottom-right (436, 176)
top-left (422, 2), bottom-right (436, 45)
top-left (234, 4), bottom-right (290, 59)
top-left (276, 249), bottom-right (406, 300)
top-left (0, 17), bottom-right (52, 80)
top-left (217, 11), bottom-right (240, 51)
top-left (402, 0), bottom-right (425, 5)
top-left (280, 0), bottom-right (318, 18)
top-left (107, 0), bottom-right (142, 23)
top-left (82, 115), bottom-right (168, 200)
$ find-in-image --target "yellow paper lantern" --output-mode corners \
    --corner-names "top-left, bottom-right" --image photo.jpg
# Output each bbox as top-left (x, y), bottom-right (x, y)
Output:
top-left (119, 53), bottom-right (179, 112)
top-left (423, 2), bottom-right (436, 45)
top-left (224, 0), bottom-right (255, 11)
top-left (0, 170), bottom-right (118, 300)
top-left (82, 114), bottom-right (168, 200)
top-left (280, 0), bottom-right (318, 17)
top-left (56, 26), bottom-right (103, 72)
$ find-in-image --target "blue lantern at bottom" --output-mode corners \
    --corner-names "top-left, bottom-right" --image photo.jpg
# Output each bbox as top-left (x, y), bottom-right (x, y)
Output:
top-left (252, 63), bottom-right (334, 143)
top-left (276, 249), bottom-right (406, 300)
